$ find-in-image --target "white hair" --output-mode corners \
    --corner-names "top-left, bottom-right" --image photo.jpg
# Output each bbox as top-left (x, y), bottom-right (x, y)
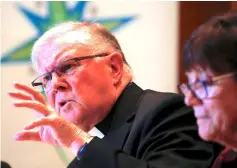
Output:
top-left (31, 21), bottom-right (133, 79)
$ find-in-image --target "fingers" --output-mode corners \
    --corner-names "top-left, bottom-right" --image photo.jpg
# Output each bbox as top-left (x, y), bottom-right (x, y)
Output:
top-left (23, 115), bottom-right (66, 130)
top-left (24, 117), bottom-right (54, 130)
top-left (23, 117), bottom-right (76, 147)
top-left (8, 91), bottom-right (32, 101)
top-left (13, 82), bottom-right (47, 105)
top-left (14, 129), bottom-right (41, 141)
top-left (13, 100), bottom-right (51, 116)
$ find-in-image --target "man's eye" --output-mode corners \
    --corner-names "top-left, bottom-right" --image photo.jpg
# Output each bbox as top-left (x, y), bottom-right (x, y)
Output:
top-left (62, 64), bottom-right (72, 71)
top-left (61, 64), bottom-right (74, 72)
top-left (42, 74), bottom-right (51, 84)
top-left (59, 61), bottom-right (78, 74)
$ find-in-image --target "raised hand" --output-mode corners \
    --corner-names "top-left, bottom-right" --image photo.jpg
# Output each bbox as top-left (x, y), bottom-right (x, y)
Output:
top-left (8, 82), bottom-right (49, 117)
top-left (8, 82), bottom-right (91, 153)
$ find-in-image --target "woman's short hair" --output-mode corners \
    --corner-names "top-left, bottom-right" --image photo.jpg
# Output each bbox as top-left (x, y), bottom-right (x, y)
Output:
top-left (183, 12), bottom-right (237, 75)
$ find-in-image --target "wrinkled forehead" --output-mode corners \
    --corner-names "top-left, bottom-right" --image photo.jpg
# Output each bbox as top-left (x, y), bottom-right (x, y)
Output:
top-left (34, 31), bottom-right (94, 73)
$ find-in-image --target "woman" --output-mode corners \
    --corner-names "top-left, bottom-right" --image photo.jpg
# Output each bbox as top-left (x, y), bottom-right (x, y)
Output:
top-left (179, 12), bottom-right (237, 168)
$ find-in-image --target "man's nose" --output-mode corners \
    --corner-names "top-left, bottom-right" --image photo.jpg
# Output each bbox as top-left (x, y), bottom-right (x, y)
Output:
top-left (184, 91), bottom-right (202, 107)
top-left (50, 72), bottom-right (68, 92)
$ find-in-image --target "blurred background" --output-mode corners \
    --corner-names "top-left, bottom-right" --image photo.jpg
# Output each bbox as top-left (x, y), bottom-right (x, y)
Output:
top-left (1, 1), bottom-right (236, 168)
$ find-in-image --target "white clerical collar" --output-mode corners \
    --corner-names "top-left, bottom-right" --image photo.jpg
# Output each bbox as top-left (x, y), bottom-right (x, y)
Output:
top-left (88, 127), bottom-right (104, 139)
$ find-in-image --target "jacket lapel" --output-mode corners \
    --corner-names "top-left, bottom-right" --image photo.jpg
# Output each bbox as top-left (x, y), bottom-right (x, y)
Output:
top-left (103, 122), bottom-right (132, 149)
top-left (95, 82), bottom-right (143, 149)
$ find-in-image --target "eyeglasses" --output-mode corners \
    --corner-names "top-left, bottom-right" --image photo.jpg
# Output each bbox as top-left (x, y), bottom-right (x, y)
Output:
top-left (31, 53), bottom-right (109, 92)
top-left (179, 72), bottom-right (236, 99)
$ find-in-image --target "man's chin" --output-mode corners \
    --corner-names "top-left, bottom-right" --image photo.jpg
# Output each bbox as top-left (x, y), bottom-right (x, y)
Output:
top-left (198, 127), bottom-right (217, 142)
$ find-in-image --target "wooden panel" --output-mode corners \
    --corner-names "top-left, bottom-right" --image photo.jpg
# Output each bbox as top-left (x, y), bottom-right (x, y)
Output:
top-left (231, 1), bottom-right (237, 10)
top-left (178, 1), bottom-right (230, 92)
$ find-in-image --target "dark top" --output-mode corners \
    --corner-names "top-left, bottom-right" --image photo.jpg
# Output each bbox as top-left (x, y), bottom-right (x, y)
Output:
top-left (212, 148), bottom-right (237, 168)
top-left (68, 82), bottom-right (223, 168)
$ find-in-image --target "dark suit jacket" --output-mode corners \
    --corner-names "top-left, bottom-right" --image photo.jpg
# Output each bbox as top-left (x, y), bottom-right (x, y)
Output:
top-left (68, 83), bottom-right (223, 168)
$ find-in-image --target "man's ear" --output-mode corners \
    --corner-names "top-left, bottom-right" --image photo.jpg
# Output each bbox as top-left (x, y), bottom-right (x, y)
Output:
top-left (108, 52), bottom-right (123, 85)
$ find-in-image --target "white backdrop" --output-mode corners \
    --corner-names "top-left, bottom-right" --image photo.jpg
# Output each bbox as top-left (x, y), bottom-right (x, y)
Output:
top-left (1, 1), bottom-right (179, 168)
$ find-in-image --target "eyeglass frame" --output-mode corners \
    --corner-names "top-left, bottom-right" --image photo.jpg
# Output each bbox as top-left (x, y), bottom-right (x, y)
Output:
top-left (179, 72), bottom-right (236, 99)
top-left (31, 53), bottom-right (109, 89)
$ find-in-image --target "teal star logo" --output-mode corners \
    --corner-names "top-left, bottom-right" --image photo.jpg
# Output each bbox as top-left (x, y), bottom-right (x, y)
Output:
top-left (1, 1), bottom-right (136, 64)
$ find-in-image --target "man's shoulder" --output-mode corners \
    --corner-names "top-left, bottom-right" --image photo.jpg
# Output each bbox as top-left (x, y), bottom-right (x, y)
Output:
top-left (133, 89), bottom-right (193, 128)
top-left (128, 89), bottom-right (197, 150)
top-left (136, 89), bottom-right (189, 115)
top-left (141, 89), bottom-right (183, 102)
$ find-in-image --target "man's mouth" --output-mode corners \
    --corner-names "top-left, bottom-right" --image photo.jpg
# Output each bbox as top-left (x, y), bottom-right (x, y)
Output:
top-left (59, 100), bottom-right (76, 108)
top-left (59, 101), bottom-right (67, 107)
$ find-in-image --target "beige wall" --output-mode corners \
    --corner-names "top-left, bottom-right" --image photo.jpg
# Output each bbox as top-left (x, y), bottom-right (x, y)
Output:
top-left (1, 1), bottom-right (178, 167)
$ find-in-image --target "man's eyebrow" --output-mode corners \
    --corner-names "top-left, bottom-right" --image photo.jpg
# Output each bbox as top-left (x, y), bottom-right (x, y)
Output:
top-left (57, 55), bottom-right (73, 63)
top-left (55, 48), bottom-right (78, 63)
top-left (56, 54), bottom-right (80, 66)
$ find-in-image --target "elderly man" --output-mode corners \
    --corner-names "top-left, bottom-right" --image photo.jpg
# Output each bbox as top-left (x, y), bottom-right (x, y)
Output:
top-left (9, 22), bottom-right (222, 168)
